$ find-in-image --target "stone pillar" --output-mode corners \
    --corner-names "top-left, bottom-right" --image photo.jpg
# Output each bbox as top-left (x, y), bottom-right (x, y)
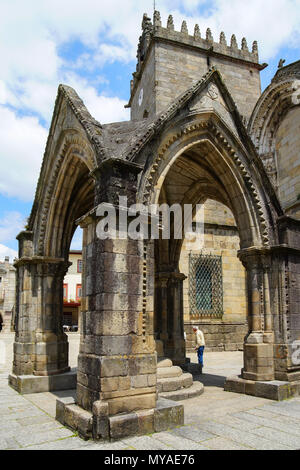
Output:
top-left (154, 274), bottom-right (169, 345)
top-left (155, 270), bottom-right (186, 365)
top-left (239, 249), bottom-right (275, 381)
top-left (76, 159), bottom-right (157, 417)
top-left (77, 214), bottom-right (157, 416)
top-left (11, 231), bottom-right (70, 378)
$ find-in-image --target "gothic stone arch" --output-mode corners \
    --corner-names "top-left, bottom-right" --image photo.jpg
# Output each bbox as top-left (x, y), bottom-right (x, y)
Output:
top-left (134, 107), bottom-right (283, 379)
top-left (9, 25), bottom-right (300, 441)
top-left (11, 85), bottom-right (98, 378)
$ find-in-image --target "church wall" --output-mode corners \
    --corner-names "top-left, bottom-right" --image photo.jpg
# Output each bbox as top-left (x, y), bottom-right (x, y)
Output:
top-left (276, 106), bottom-right (300, 220)
top-left (130, 46), bottom-right (156, 121)
top-left (140, 41), bottom-right (261, 121)
top-left (179, 200), bottom-right (248, 352)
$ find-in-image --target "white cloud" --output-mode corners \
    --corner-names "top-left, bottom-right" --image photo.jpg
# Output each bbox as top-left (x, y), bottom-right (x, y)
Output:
top-left (62, 73), bottom-right (130, 124)
top-left (0, 244), bottom-right (18, 261)
top-left (0, 106), bottom-right (48, 201)
top-left (0, 211), bottom-right (24, 260)
top-left (0, 212), bottom-right (25, 243)
top-left (0, 0), bottom-right (299, 202)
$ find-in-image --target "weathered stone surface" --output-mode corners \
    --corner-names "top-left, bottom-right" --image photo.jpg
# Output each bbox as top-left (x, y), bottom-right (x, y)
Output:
top-left (9, 9), bottom-right (300, 444)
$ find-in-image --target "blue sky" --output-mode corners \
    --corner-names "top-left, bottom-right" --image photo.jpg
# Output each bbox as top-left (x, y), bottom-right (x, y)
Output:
top-left (0, 0), bottom-right (300, 259)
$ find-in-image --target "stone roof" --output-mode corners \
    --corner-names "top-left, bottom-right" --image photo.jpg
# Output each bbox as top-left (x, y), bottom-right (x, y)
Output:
top-left (272, 59), bottom-right (300, 84)
top-left (59, 66), bottom-right (245, 163)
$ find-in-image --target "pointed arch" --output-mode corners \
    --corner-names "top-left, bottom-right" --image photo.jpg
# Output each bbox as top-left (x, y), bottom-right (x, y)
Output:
top-left (138, 111), bottom-right (282, 250)
top-left (31, 130), bottom-right (96, 259)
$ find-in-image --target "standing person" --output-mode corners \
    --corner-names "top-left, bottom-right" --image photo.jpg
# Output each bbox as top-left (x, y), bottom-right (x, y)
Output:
top-left (192, 326), bottom-right (205, 369)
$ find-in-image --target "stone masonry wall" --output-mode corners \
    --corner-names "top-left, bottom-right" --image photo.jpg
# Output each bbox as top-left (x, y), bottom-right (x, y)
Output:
top-left (179, 200), bottom-right (248, 351)
top-left (131, 46), bottom-right (156, 121)
top-left (276, 106), bottom-right (300, 220)
top-left (154, 42), bottom-right (261, 121)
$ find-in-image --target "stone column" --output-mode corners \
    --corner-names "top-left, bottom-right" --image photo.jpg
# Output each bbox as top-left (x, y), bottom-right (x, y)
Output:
top-left (154, 274), bottom-right (169, 344)
top-left (239, 248), bottom-right (274, 381)
top-left (76, 159), bottom-right (157, 418)
top-left (76, 214), bottom-right (157, 416)
top-left (11, 231), bottom-right (70, 379)
top-left (165, 272), bottom-right (186, 366)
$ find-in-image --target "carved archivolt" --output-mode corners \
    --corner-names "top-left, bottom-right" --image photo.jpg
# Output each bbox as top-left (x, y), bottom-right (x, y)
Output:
top-left (248, 76), bottom-right (300, 186)
top-left (36, 132), bottom-right (96, 256)
top-left (140, 118), bottom-right (270, 247)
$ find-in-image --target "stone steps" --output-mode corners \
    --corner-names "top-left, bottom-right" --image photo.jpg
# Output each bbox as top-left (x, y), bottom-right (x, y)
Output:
top-left (157, 373), bottom-right (193, 392)
top-left (157, 358), bottom-right (173, 368)
top-left (157, 365), bottom-right (183, 378)
top-left (157, 356), bottom-right (204, 400)
top-left (159, 381), bottom-right (204, 401)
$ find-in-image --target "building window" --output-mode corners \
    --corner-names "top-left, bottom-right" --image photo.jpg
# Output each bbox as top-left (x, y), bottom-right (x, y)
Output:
top-left (76, 284), bottom-right (82, 301)
top-left (63, 284), bottom-right (68, 301)
top-left (77, 259), bottom-right (82, 273)
top-left (189, 253), bottom-right (223, 318)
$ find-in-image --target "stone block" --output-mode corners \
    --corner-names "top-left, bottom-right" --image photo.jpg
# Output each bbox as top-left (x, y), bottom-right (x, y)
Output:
top-left (8, 370), bottom-right (76, 394)
top-left (78, 411), bottom-right (93, 439)
top-left (128, 354), bottom-right (157, 375)
top-left (55, 396), bottom-right (76, 425)
top-left (109, 412), bottom-right (139, 440)
top-left (92, 401), bottom-right (109, 440)
top-left (64, 404), bottom-right (81, 430)
top-left (154, 398), bottom-right (184, 432)
top-left (107, 392), bottom-right (156, 415)
top-left (100, 356), bottom-right (129, 377)
top-left (136, 409), bottom-right (155, 435)
top-left (224, 376), bottom-right (245, 394)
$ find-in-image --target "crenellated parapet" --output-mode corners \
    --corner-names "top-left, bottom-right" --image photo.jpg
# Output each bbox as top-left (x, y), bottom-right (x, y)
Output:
top-left (133, 11), bottom-right (261, 90)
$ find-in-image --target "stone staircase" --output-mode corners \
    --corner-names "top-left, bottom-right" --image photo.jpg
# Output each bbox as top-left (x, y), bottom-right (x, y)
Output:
top-left (157, 357), bottom-right (204, 401)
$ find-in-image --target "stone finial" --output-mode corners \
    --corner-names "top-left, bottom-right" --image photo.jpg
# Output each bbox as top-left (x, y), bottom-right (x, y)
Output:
top-left (230, 34), bottom-right (238, 49)
top-left (241, 37), bottom-right (248, 51)
top-left (142, 13), bottom-right (152, 32)
top-left (167, 15), bottom-right (174, 30)
top-left (181, 20), bottom-right (188, 35)
top-left (153, 10), bottom-right (161, 27)
top-left (206, 28), bottom-right (213, 42)
top-left (252, 40), bottom-right (258, 53)
top-left (194, 24), bottom-right (201, 40)
top-left (219, 31), bottom-right (227, 46)
top-left (278, 58), bottom-right (286, 69)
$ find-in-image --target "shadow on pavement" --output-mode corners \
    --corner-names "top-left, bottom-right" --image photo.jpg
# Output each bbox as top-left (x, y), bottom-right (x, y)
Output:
top-left (193, 373), bottom-right (227, 388)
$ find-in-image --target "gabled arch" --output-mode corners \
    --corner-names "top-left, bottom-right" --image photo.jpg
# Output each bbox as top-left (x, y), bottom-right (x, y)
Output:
top-left (248, 71), bottom-right (300, 185)
top-left (30, 130), bottom-right (96, 258)
top-left (137, 111), bottom-right (282, 250)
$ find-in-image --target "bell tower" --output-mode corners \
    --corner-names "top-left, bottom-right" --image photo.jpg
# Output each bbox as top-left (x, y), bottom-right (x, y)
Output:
top-left (126, 11), bottom-right (267, 122)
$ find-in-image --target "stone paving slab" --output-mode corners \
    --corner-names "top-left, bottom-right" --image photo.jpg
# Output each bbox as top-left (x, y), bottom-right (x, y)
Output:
top-left (149, 431), bottom-right (210, 450)
top-left (121, 436), bottom-right (172, 450)
top-left (200, 437), bottom-right (252, 450)
top-left (232, 410), bottom-right (300, 436)
top-left (2, 346), bottom-right (300, 450)
top-left (193, 421), bottom-right (293, 450)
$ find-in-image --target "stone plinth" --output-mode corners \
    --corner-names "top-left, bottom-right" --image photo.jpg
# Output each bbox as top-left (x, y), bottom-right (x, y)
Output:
top-left (56, 396), bottom-right (184, 441)
top-left (224, 375), bottom-right (300, 401)
top-left (9, 369), bottom-right (77, 394)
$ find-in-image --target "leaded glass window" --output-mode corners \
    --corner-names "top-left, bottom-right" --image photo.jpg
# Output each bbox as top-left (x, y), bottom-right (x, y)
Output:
top-left (189, 253), bottom-right (223, 318)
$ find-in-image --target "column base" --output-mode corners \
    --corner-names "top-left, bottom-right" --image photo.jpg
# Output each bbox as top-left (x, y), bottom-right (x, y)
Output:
top-left (8, 369), bottom-right (76, 394)
top-left (224, 375), bottom-right (300, 401)
top-left (56, 396), bottom-right (184, 441)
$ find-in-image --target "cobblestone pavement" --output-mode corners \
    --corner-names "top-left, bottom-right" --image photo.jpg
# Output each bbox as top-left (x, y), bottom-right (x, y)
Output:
top-left (1, 333), bottom-right (300, 450)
